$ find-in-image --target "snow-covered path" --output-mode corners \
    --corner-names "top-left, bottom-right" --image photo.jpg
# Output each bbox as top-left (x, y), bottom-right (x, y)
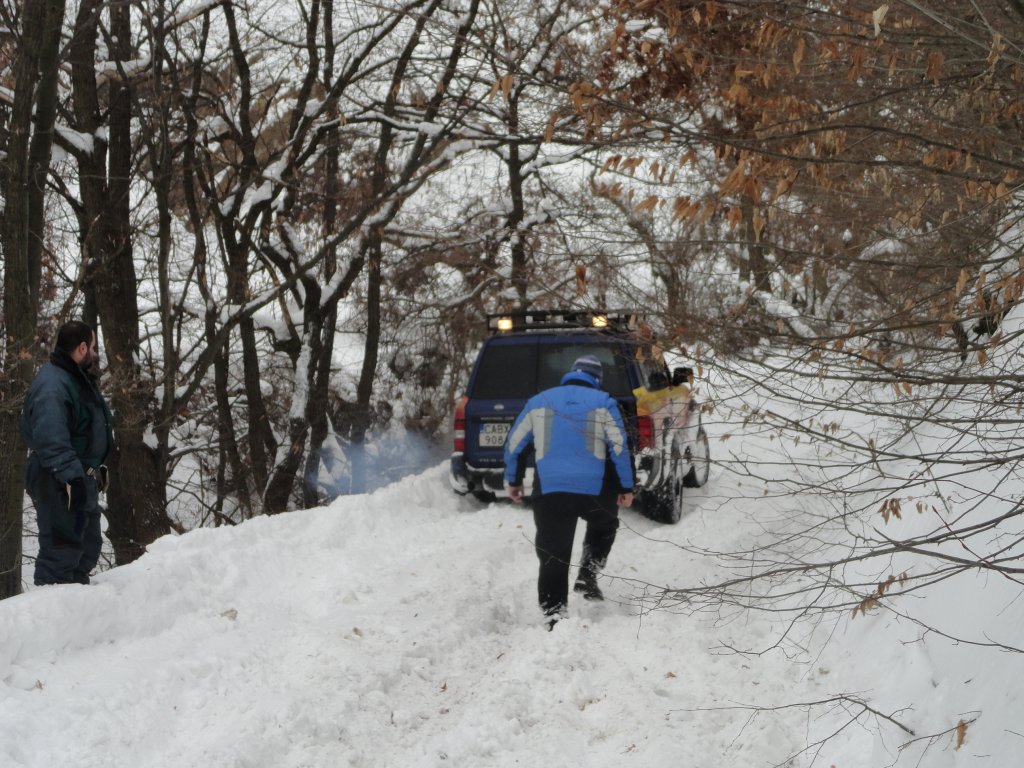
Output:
top-left (2, 448), bottom-right (812, 768)
top-left (5, 364), bottom-right (1023, 767)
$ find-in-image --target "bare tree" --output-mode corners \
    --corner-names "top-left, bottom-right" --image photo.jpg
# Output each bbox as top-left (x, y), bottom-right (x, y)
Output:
top-left (0, 0), bottom-right (67, 597)
top-left (63, 0), bottom-right (171, 563)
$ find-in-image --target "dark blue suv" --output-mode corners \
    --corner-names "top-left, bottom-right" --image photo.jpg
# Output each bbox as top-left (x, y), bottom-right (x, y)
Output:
top-left (449, 310), bottom-right (710, 523)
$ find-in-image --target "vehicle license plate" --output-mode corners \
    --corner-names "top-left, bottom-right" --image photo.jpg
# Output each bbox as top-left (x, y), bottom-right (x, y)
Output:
top-left (479, 422), bottom-right (510, 447)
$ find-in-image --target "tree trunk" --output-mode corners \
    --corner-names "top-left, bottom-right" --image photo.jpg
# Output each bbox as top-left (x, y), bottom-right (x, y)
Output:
top-left (741, 196), bottom-right (771, 293)
top-left (303, 100), bottom-right (341, 508)
top-left (349, 248), bottom-right (382, 495)
top-left (302, 339), bottom-right (336, 507)
top-left (148, 0), bottom-right (177, 508)
top-left (70, 0), bottom-right (169, 564)
top-left (265, 332), bottom-right (321, 512)
top-left (506, 127), bottom-right (529, 308)
top-left (175, 10), bottom-right (255, 519)
top-left (221, 233), bottom-right (276, 497)
top-left (302, 283), bottom-right (340, 504)
top-left (0, 0), bottom-right (67, 600)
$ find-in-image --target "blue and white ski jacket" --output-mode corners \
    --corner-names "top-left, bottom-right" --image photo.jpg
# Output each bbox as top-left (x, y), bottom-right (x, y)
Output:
top-left (503, 370), bottom-right (634, 496)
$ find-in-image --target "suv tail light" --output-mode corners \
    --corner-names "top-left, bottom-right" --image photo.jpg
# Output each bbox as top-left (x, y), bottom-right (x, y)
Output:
top-left (636, 415), bottom-right (655, 451)
top-left (453, 395), bottom-right (468, 452)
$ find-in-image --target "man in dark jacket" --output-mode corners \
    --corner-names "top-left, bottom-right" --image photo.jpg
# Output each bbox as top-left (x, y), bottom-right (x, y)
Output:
top-left (21, 321), bottom-right (113, 585)
top-left (504, 354), bottom-right (634, 627)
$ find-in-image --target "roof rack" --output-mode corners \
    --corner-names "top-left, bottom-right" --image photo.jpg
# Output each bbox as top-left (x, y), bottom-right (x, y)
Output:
top-left (486, 309), bottom-right (640, 335)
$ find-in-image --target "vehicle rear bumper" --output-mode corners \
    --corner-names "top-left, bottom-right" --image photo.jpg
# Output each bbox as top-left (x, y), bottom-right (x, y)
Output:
top-left (449, 454), bottom-right (507, 496)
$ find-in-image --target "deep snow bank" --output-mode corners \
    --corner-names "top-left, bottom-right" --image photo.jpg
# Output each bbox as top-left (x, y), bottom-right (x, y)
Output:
top-left (4, 351), bottom-right (1024, 767)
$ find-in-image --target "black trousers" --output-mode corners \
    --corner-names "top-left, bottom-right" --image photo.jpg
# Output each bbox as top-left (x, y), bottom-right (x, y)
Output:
top-left (26, 455), bottom-right (102, 585)
top-left (532, 492), bottom-right (619, 615)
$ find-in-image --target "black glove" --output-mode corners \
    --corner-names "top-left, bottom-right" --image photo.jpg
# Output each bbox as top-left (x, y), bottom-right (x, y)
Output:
top-left (54, 478), bottom-right (90, 543)
top-left (67, 477), bottom-right (88, 517)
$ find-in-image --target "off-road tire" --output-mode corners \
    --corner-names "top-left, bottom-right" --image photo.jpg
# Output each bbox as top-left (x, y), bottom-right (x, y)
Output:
top-left (682, 424), bottom-right (710, 488)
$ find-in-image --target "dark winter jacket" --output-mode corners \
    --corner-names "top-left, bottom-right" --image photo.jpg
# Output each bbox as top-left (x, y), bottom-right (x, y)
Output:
top-left (21, 349), bottom-right (113, 484)
top-left (504, 370), bottom-right (634, 496)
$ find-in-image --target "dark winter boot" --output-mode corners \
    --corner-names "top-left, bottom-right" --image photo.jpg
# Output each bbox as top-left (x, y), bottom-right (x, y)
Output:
top-left (573, 567), bottom-right (602, 601)
top-left (573, 545), bottom-right (606, 601)
top-left (544, 605), bottom-right (567, 631)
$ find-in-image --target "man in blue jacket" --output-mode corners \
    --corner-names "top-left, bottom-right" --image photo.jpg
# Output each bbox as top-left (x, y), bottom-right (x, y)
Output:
top-left (504, 355), bottom-right (634, 627)
top-left (21, 321), bottom-right (113, 586)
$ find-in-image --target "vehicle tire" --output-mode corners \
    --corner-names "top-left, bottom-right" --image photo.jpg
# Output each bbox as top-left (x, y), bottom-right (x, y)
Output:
top-left (683, 424), bottom-right (710, 488)
top-left (643, 439), bottom-right (684, 524)
top-left (471, 490), bottom-right (497, 503)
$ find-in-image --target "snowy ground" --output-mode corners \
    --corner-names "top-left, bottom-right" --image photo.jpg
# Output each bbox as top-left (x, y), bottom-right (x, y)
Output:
top-left (3, 367), bottom-right (1023, 767)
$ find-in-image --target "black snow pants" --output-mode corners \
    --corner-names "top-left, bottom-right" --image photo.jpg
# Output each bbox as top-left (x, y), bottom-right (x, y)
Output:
top-left (26, 454), bottom-right (102, 585)
top-left (532, 492), bottom-right (619, 615)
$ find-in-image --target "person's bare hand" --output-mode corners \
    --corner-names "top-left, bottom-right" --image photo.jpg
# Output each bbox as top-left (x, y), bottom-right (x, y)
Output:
top-left (618, 492), bottom-right (634, 508)
top-left (507, 484), bottom-right (525, 503)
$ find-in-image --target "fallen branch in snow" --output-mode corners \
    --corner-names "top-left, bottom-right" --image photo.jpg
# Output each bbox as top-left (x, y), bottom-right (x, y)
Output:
top-left (678, 694), bottom-right (916, 768)
top-left (896, 714), bottom-right (980, 760)
top-left (686, 693), bottom-right (917, 734)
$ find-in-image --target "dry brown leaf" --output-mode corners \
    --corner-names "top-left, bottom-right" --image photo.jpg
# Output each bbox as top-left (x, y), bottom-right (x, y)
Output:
top-left (752, 209), bottom-right (766, 241)
top-left (955, 268), bottom-right (969, 296)
top-left (793, 36), bottom-right (805, 72)
top-left (872, 4), bottom-right (889, 37)
top-left (955, 719), bottom-right (969, 750)
top-left (601, 154), bottom-right (622, 174)
top-left (988, 32), bottom-right (1004, 67)
top-left (877, 575), bottom-right (896, 595)
top-left (635, 195), bottom-right (660, 213)
top-left (621, 156), bottom-right (644, 174)
top-left (927, 51), bottom-right (944, 84)
top-left (544, 112), bottom-right (557, 143)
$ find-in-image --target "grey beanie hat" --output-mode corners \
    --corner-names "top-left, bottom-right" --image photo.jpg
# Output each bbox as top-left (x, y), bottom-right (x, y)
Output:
top-left (570, 354), bottom-right (603, 385)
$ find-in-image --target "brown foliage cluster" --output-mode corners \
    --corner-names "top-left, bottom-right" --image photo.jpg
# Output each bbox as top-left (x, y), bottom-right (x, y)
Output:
top-left (594, 1), bottom-right (1024, 341)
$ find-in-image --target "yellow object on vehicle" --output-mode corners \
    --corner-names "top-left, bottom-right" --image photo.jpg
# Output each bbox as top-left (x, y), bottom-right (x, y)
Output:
top-left (633, 383), bottom-right (690, 418)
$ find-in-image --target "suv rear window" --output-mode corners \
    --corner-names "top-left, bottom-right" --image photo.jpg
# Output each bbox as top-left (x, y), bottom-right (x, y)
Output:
top-left (471, 343), bottom-right (538, 399)
top-left (471, 339), bottom-right (634, 399)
